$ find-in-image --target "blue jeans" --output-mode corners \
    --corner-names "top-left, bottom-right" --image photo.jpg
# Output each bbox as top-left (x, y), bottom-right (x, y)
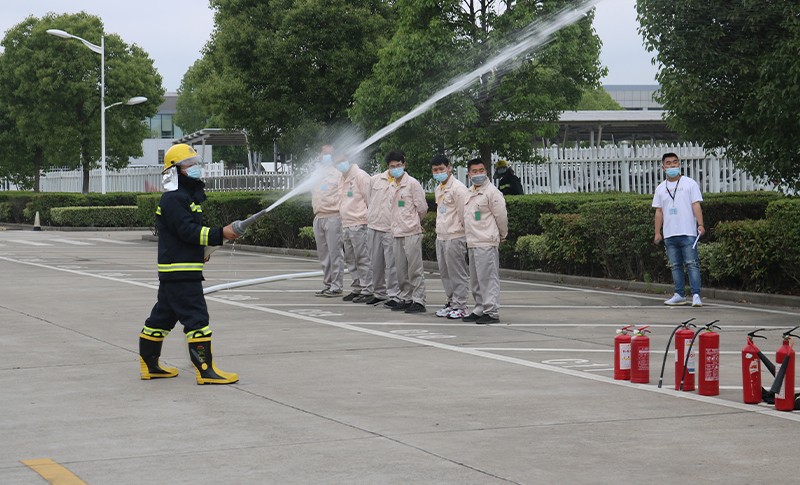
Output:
top-left (664, 235), bottom-right (701, 297)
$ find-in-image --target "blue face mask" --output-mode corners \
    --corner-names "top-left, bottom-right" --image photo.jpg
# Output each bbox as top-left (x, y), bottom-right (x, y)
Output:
top-left (496, 167), bottom-right (507, 175)
top-left (321, 154), bottom-right (333, 165)
top-left (336, 161), bottom-right (350, 173)
top-left (185, 165), bottom-right (202, 179)
top-left (665, 167), bottom-right (681, 178)
top-left (432, 172), bottom-right (448, 183)
top-left (389, 167), bottom-right (405, 178)
top-left (471, 174), bottom-right (488, 186)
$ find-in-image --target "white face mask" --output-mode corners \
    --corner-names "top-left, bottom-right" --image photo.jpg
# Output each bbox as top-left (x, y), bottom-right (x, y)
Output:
top-left (471, 174), bottom-right (488, 186)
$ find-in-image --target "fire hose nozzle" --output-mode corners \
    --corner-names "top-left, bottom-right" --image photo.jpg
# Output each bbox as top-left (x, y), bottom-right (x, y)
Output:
top-left (231, 220), bottom-right (247, 236)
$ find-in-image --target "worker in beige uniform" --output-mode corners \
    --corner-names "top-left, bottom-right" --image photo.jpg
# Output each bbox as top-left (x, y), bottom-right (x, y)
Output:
top-left (462, 158), bottom-right (508, 324)
top-left (387, 149), bottom-right (428, 314)
top-left (430, 154), bottom-right (470, 320)
top-left (366, 158), bottom-right (401, 307)
top-left (311, 145), bottom-right (344, 297)
top-left (337, 157), bottom-right (374, 302)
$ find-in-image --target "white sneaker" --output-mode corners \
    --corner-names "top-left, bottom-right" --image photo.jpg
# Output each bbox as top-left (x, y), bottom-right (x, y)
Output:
top-left (435, 305), bottom-right (453, 317)
top-left (447, 308), bottom-right (469, 319)
top-left (664, 293), bottom-right (688, 306)
top-left (692, 294), bottom-right (703, 307)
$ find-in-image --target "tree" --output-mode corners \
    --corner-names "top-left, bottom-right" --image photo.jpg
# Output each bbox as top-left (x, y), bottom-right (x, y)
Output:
top-left (192, 0), bottom-right (394, 166)
top-left (349, 0), bottom-right (605, 178)
top-left (0, 12), bottom-right (163, 193)
top-left (637, 1), bottom-right (800, 192)
top-left (576, 87), bottom-right (623, 110)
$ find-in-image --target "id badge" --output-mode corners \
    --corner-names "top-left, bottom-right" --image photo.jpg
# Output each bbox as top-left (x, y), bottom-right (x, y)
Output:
top-left (438, 206), bottom-right (446, 214)
top-left (669, 207), bottom-right (678, 215)
top-left (398, 200), bottom-right (405, 207)
top-left (474, 211), bottom-right (481, 221)
top-left (347, 191), bottom-right (353, 197)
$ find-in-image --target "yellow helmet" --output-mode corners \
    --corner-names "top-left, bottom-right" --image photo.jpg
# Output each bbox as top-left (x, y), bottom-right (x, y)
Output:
top-left (495, 159), bottom-right (509, 168)
top-left (163, 144), bottom-right (199, 173)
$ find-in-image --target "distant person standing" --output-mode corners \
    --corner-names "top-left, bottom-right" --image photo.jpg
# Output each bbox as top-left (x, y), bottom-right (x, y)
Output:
top-left (388, 150), bottom-right (428, 314)
top-left (463, 158), bottom-right (508, 324)
top-left (652, 152), bottom-right (705, 307)
top-left (311, 145), bottom-right (344, 297)
top-left (337, 157), bottom-right (374, 302)
top-left (431, 154), bottom-right (470, 320)
top-left (366, 155), bottom-right (401, 307)
top-left (494, 159), bottom-right (523, 196)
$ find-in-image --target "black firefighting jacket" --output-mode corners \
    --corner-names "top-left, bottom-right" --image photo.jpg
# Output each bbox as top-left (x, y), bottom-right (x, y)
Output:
top-left (155, 174), bottom-right (224, 281)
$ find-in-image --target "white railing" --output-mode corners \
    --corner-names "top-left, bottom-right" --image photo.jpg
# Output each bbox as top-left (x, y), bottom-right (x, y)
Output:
top-left (36, 143), bottom-right (772, 194)
top-left (38, 163), bottom-right (295, 193)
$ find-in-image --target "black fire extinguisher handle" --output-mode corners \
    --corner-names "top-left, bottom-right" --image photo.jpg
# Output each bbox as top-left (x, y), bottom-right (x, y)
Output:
top-left (768, 354), bottom-right (792, 396)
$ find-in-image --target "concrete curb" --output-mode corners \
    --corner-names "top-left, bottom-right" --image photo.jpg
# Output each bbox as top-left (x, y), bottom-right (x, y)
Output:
top-left (139, 235), bottom-right (800, 309)
top-left (1, 223), bottom-right (153, 232)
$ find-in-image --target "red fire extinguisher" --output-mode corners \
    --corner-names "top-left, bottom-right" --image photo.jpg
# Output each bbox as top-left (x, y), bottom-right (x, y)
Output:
top-left (614, 325), bottom-right (634, 380)
top-left (630, 326), bottom-right (651, 384)
top-left (675, 322), bottom-right (697, 391)
top-left (742, 329), bottom-right (769, 404)
top-left (680, 320), bottom-right (719, 391)
top-left (698, 322), bottom-right (722, 396)
top-left (771, 326), bottom-right (800, 412)
top-left (657, 318), bottom-right (695, 389)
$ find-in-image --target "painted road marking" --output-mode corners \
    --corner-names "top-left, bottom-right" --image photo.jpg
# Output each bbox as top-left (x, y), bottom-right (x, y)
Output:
top-left (47, 238), bottom-right (94, 246)
top-left (5, 239), bottom-right (52, 246)
top-left (3, 255), bottom-right (800, 424)
top-left (86, 238), bottom-right (137, 244)
top-left (21, 458), bottom-right (87, 484)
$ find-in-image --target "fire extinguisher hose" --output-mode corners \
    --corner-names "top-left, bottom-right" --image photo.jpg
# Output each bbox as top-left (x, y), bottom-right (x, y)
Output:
top-left (658, 318), bottom-right (696, 389)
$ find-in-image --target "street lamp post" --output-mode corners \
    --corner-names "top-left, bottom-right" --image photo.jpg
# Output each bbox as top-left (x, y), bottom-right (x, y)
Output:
top-left (47, 29), bottom-right (147, 194)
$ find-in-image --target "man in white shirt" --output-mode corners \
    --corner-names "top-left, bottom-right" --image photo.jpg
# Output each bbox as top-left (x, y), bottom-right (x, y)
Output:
top-left (652, 152), bottom-right (706, 307)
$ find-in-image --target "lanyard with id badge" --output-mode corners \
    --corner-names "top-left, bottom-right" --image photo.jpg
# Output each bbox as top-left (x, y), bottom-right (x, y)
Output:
top-left (666, 178), bottom-right (680, 215)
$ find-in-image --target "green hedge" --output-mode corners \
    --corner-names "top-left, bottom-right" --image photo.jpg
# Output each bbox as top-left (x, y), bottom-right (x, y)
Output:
top-left (50, 206), bottom-right (142, 227)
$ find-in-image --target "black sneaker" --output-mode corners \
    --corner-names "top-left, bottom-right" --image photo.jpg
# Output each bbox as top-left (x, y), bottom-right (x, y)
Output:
top-left (390, 301), bottom-right (412, 311)
top-left (476, 314), bottom-right (500, 324)
top-left (352, 293), bottom-right (374, 303)
top-left (343, 292), bottom-right (359, 302)
top-left (461, 312), bottom-right (481, 322)
top-left (383, 300), bottom-right (401, 309)
top-left (404, 302), bottom-right (426, 314)
top-left (366, 296), bottom-right (386, 305)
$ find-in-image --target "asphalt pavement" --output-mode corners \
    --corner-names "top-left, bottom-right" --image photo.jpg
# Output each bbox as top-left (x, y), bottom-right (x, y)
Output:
top-left (1, 229), bottom-right (799, 484)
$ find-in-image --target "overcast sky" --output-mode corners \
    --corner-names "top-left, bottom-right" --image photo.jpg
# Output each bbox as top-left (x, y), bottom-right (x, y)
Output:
top-left (0, 0), bottom-right (658, 93)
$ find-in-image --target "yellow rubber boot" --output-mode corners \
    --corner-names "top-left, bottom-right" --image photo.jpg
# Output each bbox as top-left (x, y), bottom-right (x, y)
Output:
top-left (139, 332), bottom-right (178, 379)
top-left (187, 335), bottom-right (238, 385)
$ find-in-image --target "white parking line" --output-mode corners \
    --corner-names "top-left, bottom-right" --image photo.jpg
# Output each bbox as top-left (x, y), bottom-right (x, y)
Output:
top-left (47, 238), bottom-right (94, 246)
top-left (86, 238), bottom-right (137, 245)
top-left (4, 240), bottom-right (52, 246)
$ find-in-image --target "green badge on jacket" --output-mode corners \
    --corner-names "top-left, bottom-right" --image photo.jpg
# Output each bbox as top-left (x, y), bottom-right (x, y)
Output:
top-left (474, 211), bottom-right (481, 221)
top-left (398, 200), bottom-right (405, 207)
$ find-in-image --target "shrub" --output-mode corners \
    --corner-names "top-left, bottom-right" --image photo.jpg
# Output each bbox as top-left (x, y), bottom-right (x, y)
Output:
top-left (50, 206), bottom-right (141, 227)
top-left (710, 219), bottom-right (780, 292)
top-left (241, 196), bottom-right (315, 248)
top-left (537, 213), bottom-right (594, 274)
top-left (298, 226), bottom-right (316, 250)
top-left (579, 200), bottom-right (665, 280)
top-left (136, 194), bottom-right (161, 230)
top-left (515, 234), bottom-right (549, 271)
top-left (766, 199), bottom-right (800, 289)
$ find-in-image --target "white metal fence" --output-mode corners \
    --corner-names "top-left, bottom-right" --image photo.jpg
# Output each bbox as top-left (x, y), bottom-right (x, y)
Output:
top-left (32, 143), bottom-right (773, 194)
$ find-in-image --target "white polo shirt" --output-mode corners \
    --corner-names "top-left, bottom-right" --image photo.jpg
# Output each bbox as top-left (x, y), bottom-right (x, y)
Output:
top-left (652, 175), bottom-right (703, 238)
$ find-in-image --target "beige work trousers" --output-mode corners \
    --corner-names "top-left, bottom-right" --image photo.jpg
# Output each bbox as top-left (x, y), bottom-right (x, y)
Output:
top-left (436, 237), bottom-right (469, 310)
top-left (368, 228), bottom-right (399, 301)
top-left (393, 233), bottom-right (426, 305)
top-left (468, 246), bottom-right (500, 317)
top-left (313, 215), bottom-right (344, 292)
top-left (343, 224), bottom-right (372, 294)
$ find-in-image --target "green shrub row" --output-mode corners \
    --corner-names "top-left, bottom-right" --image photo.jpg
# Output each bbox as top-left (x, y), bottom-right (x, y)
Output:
top-left (50, 206), bottom-right (142, 227)
top-left (0, 192), bottom-right (140, 225)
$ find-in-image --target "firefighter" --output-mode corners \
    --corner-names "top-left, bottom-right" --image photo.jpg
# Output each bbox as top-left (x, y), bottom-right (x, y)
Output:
top-left (139, 144), bottom-right (240, 385)
top-left (494, 159), bottom-right (524, 196)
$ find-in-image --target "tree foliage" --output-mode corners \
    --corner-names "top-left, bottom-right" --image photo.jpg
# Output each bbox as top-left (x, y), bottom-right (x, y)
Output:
top-left (576, 87), bottom-right (623, 110)
top-left (637, 0), bottom-right (800, 192)
top-left (189, 0), bottom-right (394, 163)
top-left (0, 12), bottom-right (163, 193)
top-left (349, 0), bottom-right (605, 178)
